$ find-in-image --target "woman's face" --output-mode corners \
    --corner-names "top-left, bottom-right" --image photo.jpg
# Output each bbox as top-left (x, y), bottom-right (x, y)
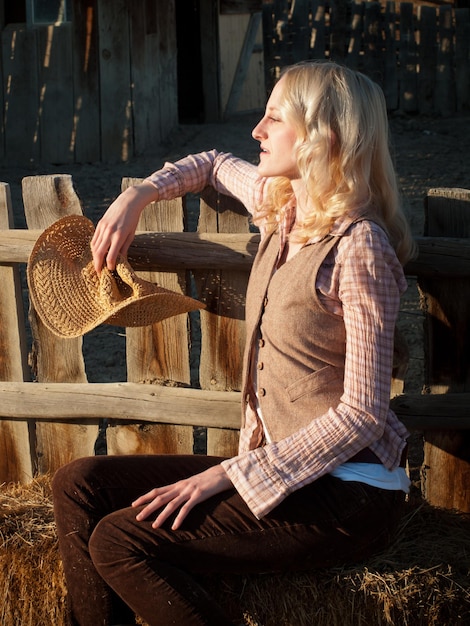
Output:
top-left (252, 78), bottom-right (300, 180)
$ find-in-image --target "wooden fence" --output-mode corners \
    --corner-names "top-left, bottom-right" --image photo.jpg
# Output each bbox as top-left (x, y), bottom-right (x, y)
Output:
top-left (0, 176), bottom-right (469, 512)
top-left (262, 1), bottom-right (470, 115)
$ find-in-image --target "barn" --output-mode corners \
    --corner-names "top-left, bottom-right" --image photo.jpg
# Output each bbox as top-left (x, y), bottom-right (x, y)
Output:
top-left (0, 0), bottom-right (265, 164)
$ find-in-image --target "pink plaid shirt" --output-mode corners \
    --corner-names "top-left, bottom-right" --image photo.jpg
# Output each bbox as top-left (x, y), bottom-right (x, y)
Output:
top-left (146, 150), bottom-right (410, 518)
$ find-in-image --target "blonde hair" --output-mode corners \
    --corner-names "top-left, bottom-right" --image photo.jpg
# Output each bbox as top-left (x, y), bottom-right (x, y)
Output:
top-left (256, 61), bottom-right (416, 265)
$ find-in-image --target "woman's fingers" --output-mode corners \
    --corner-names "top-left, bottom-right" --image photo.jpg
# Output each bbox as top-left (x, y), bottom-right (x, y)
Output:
top-left (132, 487), bottom-right (161, 509)
top-left (154, 496), bottom-right (194, 530)
top-left (133, 485), bottom-right (195, 529)
top-left (131, 467), bottom-right (232, 530)
top-left (169, 500), bottom-right (195, 530)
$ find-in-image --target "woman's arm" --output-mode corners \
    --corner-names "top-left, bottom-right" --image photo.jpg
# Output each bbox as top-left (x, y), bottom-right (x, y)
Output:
top-left (91, 181), bottom-right (159, 271)
top-left (91, 150), bottom-right (263, 272)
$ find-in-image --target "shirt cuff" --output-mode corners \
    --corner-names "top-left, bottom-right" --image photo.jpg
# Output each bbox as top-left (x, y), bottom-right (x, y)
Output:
top-left (221, 448), bottom-right (290, 519)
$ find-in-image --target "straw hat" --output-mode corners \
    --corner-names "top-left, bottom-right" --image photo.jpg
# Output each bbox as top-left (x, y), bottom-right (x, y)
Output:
top-left (27, 215), bottom-right (204, 338)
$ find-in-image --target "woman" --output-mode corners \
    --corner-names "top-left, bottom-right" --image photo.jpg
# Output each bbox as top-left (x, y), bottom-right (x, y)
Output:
top-left (52, 61), bottom-right (416, 626)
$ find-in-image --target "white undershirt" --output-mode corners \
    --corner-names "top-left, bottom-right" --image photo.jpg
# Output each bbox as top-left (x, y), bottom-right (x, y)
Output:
top-left (256, 402), bottom-right (410, 494)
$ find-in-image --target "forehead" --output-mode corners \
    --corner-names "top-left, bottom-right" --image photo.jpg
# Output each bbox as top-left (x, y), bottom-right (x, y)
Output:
top-left (266, 77), bottom-right (286, 110)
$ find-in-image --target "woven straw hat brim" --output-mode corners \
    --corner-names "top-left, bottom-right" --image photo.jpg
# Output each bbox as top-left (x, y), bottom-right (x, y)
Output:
top-left (27, 215), bottom-right (204, 339)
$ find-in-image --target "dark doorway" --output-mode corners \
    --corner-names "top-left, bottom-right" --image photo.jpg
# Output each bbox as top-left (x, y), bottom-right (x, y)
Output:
top-left (175, 0), bottom-right (204, 123)
top-left (4, 3), bottom-right (27, 24)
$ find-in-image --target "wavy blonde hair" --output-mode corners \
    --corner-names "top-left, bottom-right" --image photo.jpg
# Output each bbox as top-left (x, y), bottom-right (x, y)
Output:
top-left (256, 61), bottom-right (416, 265)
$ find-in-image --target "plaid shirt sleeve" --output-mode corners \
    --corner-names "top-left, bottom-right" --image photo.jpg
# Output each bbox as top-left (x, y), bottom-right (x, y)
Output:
top-left (222, 221), bottom-right (409, 519)
top-left (145, 150), bottom-right (266, 215)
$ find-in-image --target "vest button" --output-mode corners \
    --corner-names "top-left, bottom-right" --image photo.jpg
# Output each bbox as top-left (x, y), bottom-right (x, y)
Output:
top-left (258, 338), bottom-right (265, 347)
top-left (257, 361), bottom-right (264, 370)
top-left (263, 297), bottom-right (268, 307)
top-left (259, 388), bottom-right (266, 397)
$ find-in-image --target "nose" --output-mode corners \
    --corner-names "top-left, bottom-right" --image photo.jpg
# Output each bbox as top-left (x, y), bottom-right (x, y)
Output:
top-left (252, 117), bottom-right (265, 141)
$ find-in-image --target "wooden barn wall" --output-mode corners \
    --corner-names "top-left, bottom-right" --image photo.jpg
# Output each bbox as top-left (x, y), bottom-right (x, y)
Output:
top-left (1, 1), bottom-right (468, 166)
top-left (262, 1), bottom-right (470, 116)
top-left (219, 13), bottom-right (265, 115)
top-left (0, 0), bottom-right (178, 165)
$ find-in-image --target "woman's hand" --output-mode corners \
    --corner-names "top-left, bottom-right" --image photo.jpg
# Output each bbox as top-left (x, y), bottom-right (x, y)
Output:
top-left (132, 464), bottom-right (233, 530)
top-left (91, 181), bottom-right (159, 273)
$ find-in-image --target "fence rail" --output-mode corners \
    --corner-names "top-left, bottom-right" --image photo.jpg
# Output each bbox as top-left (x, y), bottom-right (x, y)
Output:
top-left (262, 1), bottom-right (470, 115)
top-left (1, 230), bottom-right (470, 274)
top-left (0, 176), bottom-right (469, 512)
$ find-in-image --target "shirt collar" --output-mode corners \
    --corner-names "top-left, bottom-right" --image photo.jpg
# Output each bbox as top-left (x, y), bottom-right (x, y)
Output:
top-left (279, 203), bottom-right (367, 247)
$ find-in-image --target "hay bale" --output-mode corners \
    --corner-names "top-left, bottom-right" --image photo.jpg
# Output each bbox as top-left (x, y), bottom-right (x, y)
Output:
top-left (1, 477), bottom-right (469, 626)
top-left (0, 476), bottom-right (67, 626)
top-left (208, 500), bottom-right (470, 626)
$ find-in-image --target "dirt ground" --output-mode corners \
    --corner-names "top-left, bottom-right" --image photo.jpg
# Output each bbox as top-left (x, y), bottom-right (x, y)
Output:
top-left (2, 110), bottom-right (470, 396)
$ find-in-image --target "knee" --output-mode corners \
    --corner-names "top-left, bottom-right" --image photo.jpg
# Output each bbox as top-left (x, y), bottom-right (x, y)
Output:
top-left (88, 516), bottom-right (111, 568)
top-left (88, 512), bottom-right (132, 576)
top-left (51, 456), bottom-right (101, 500)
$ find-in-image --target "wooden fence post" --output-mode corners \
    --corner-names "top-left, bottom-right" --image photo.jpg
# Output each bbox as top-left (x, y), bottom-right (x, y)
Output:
top-left (106, 179), bottom-right (194, 455)
top-left (22, 175), bottom-right (99, 474)
top-left (0, 183), bottom-right (34, 483)
top-left (194, 190), bottom-right (251, 457)
top-left (418, 188), bottom-right (470, 513)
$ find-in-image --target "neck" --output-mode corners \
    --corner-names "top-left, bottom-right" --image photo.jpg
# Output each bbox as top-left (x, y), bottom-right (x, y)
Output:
top-left (290, 180), bottom-right (310, 223)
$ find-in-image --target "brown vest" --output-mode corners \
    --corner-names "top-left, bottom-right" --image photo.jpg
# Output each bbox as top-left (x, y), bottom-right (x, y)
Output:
top-left (242, 230), bottom-right (346, 442)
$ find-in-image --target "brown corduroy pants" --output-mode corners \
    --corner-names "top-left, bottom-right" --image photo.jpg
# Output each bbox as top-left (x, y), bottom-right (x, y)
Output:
top-left (52, 454), bottom-right (405, 626)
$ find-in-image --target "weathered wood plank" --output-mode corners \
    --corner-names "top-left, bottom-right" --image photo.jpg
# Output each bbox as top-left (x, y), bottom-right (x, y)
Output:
top-left (287, 0), bottom-right (310, 64)
top-left (0, 383), bottom-right (468, 430)
top-left (106, 180), bottom-right (193, 455)
top-left (455, 8), bottom-right (470, 112)
top-left (418, 188), bottom-right (470, 513)
top-left (310, 0), bottom-right (326, 61)
top-left (383, 1), bottom-right (398, 110)
top-left (418, 6), bottom-right (437, 115)
top-left (329, 0), bottom-right (348, 62)
top-left (220, 0), bottom-right (262, 14)
top-left (0, 183), bottom-right (33, 483)
top-left (222, 12), bottom-right (264, 117)
top-left (22, 174), bottom-right (98, 475)
top-left (2, 230), bottom-right (470, 276)
top-left (97, 0), bottom-right (133, 161)
top-left (399, 2), bottom-right (418, 113)
top-left (196, 190), bottom-right (250, 392)
top-left (362, 1), bottom-right (383, 84)
top-left (1, 25), bottom-right (40, 164)
top-left (403, 236), bottom-right (470, 277)
top-left (21, 174), bottom-right (83, 223)
top-left (195, 188), bottom-right (249, 456)
top-left (71, 0), bottom-right (101, 162)
top-left (434, 5), bottom-right (455, 117)
top-left (347, 1), bottom-right (364, 71)
top-left (36, 24), bottom-right (74, 163)
top-left (200, 0), bottom-right (220, 121)
top-left (0, 230), bottom-right (260, 268)
top-left (0, 382), bottom-right (241, 429)
top-left (155, 0), bottom-right (178, 133)
top-left (128, 1), bottom-right (164, 154)
top-left (0, 22), bottom-right (4, 161)
top-left (391, 393), bottom-right (470, 430)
